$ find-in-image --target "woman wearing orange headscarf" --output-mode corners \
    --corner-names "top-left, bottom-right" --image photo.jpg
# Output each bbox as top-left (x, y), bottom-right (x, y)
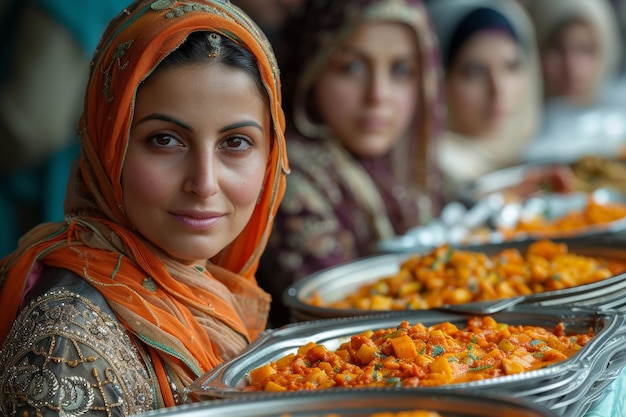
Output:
top-left (0, 0), bottom-right (288, 413)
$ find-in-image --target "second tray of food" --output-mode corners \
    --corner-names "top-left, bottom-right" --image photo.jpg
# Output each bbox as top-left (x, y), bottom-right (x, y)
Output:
top-left (284, 236), bottom-right (626, 322)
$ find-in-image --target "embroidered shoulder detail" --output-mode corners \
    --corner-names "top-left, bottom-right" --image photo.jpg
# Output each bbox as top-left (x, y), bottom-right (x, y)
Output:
top-left (0, 290), bottom-right (154, 416)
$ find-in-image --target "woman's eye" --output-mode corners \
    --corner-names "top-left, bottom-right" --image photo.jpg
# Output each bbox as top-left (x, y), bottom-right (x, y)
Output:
top-left (149, 134), bottom-right (182, 148)
top-left (392, 61), bottom-right (416, 79)
top-left (342, 60), bottom-right (366, 75)
top-left (576, 44), bottom-right (597, 57)
top-left (463, 63), bottom-right (485, 79)
top-left (219, 136), bottom-right (252, 151)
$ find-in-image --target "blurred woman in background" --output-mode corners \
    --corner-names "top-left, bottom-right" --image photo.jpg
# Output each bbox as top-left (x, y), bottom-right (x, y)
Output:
top-left (257, 0), bottom-right (443, 325)
top-left (523, 0), bottom-right (626, 163)
top-left (526, 0), bottom-right (621, 106)
top-left (427, 0), bottom-right (542, 200)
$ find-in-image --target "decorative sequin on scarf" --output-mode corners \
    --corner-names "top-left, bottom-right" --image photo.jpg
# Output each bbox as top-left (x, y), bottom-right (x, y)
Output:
top-left (142, 277), bottom-right (158, 293)
top-left (102, 40), bottom-right (134, 103)
top-left (0, 290), bottom-right (154, 416)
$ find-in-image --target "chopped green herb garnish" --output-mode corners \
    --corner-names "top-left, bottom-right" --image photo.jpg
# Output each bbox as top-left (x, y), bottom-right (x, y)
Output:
top-left (432, 345), bottom-right (445, 357)
top-left (431, 247), bottom-right (453, 269)
top-left (467, 344), bottom-right (480, 360)
top-left (469, 364), bottom-right (493, 372)
top-left (382, 330), bottom-right (404, 340)
top-left (385, 377), bottom-right (402, 387)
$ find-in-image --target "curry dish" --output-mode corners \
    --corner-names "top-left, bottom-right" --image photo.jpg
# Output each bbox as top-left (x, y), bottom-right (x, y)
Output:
top-left (498, 198), bottom-right (626, 238)
top-left (245, 316), bottom-right (592, 392)
top-left (311, 240), bottom-right (626, 311)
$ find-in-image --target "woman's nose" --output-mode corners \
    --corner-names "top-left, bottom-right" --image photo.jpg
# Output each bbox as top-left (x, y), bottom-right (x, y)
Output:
top-left (184, 153), bottom-right (219, 199)
top-left (366, 70), bottom-right (391, 103)
top-left (488, 72), bottom-right (506, 101)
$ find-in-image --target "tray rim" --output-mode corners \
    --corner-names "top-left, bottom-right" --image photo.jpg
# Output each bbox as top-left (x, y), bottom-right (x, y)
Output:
top-left (143, 387), bottom-right (561, 417)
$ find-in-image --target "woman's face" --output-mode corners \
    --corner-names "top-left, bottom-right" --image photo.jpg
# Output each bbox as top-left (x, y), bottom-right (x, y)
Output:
top-left (313, 21), bottom-right (420, 158)
top-left (445, 30), bottom-right (527, 139)
top-left (541, 20), bottom-right (600, 104)
top-left (123, 63), bottom-right (271, 265)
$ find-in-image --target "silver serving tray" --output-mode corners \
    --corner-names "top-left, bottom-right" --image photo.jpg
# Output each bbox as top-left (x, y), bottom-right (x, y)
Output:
top-left (284, 235), bottom-right (626, 322)
top-left (378, 189), bottom-right (626, 253)
top-left (189, 306), bottom-right (626, 416)
top-left (461, 161), bottom-right (572, 204)
top-left (534, 337), bottom-right (626, 414)
top-left (462, 160), bottom-right (626, 204)
top-left (137, 389), bottom-right (560, 417)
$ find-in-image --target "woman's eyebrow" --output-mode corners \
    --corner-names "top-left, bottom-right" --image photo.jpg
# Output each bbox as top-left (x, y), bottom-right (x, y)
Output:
top-left (219, 120), bottom-right (264, 133)
top-left (133, 116), bottom-right (263, 133)
top-left (134, 113), bottom-right (193, 131)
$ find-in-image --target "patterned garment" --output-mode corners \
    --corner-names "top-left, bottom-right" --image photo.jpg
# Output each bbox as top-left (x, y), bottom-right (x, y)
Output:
top-left (0, 0), bottom-right (287, 413)
top-left (256, 0), bottom-right (444, 326)
top-left (1, 268), bottom-right (154, 415)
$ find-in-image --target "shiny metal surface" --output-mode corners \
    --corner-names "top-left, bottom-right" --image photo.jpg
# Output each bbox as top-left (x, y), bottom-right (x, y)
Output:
top-left (189, 306), bottom-right (626, 416)
top-left (137, 389), bottom-right (560, 417)
top-left (378, 188), bottom-right (626, 253)
top-left (284, 235), bottom-right (626, 322)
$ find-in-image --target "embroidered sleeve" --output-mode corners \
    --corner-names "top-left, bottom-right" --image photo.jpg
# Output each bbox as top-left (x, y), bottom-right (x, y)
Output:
top-left (0, 290), bottom-right (155, 416)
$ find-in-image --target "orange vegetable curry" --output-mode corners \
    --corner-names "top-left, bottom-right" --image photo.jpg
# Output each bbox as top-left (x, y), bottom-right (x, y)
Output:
top-left (499, 198), bottom-right (626, 238)
top-left (312, 240), bottom-right (626, 311)
top-left (245, 316), bottom-right (592, 392)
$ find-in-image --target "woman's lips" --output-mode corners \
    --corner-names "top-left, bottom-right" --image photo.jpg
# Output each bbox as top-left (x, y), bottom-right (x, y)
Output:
top-left (360, 116), bottom-right (388, 133)
top-left (171, 210), bottom-right (224, 230)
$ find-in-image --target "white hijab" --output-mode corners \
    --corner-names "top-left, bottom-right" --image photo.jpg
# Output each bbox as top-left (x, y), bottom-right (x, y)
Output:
top-left (427, 0), bottom-right (542, 196)
top-left (525, 0), bottom-right (622, 102)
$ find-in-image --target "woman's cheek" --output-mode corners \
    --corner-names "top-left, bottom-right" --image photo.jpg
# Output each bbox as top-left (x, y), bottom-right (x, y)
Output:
top-left (122, 155), bottom-right (173, 209)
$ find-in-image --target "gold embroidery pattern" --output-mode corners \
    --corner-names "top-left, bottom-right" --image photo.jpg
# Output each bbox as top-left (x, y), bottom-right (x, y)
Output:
top-left (101, 40), bottom-right (134, 103)
top-left (151, 0), bottom-right (230, 20)
top-left (0, 290), bottom-right (154, 416)
top-left (148, 0), bottom-right (280, 89)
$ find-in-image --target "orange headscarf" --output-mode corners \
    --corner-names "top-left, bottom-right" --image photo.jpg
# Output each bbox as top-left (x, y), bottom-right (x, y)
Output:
top-left (0, 0), bottom-right (288, 405)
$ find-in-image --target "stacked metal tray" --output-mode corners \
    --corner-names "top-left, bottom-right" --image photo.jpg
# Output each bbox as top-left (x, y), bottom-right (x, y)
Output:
top-left (137, 389), bottom-right (560, 417)
top-left (462, 157), bottom-right (626, 205)
top-left (377, 188), bottom-right (626, 254)
top-left (188, 306), bottom-right (626, 417)
top-left (283, 234), bottom-right (626, 322)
